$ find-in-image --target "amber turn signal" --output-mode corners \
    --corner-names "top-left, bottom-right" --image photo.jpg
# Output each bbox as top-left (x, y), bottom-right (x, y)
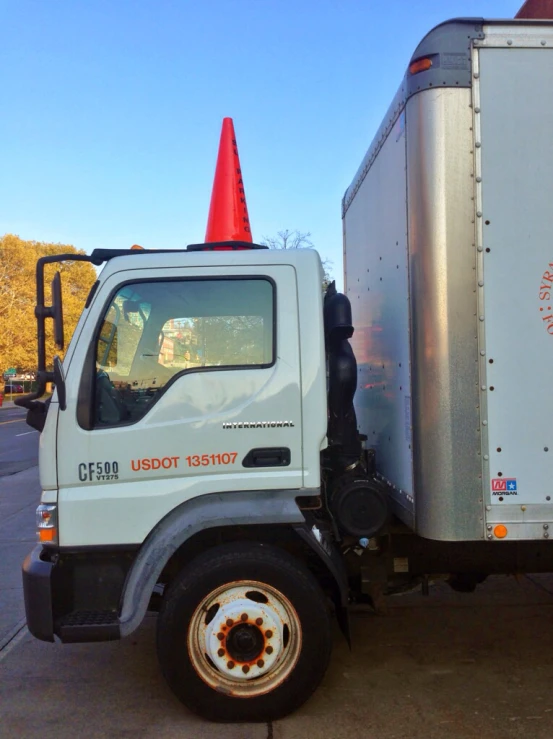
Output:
top-left (409, 57), bottom-right (433, 75)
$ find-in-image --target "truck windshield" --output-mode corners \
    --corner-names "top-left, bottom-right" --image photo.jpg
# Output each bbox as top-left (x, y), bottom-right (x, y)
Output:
top-left (94, 278), bottom-right (274, 426)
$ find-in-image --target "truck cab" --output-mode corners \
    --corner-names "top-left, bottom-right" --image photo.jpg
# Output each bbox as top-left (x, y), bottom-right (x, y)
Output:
top-left (48, 247), bottom-right (327, 546)
top-left (20, 237), bottom-right (387, 722)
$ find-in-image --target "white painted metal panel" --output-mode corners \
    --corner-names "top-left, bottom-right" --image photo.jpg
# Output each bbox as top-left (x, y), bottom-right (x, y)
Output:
top-left (479, 46), bottom-right (553, 527)
top-left (56, 263), bottom-right (304, 546)
top-left (343, 112), bottom-right (414, 524)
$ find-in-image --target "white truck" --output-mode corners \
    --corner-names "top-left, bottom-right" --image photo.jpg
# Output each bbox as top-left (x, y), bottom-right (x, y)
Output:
top-left (18, 16), bottom-right (553, 723)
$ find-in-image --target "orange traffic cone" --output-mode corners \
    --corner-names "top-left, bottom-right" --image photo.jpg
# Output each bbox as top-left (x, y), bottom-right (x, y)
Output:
top-left (205, 118), bottom-right (253, 243)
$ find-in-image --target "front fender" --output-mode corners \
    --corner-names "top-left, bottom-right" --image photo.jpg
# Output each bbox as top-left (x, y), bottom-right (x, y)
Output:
top-left (119, 489), bottom-right (306, 636)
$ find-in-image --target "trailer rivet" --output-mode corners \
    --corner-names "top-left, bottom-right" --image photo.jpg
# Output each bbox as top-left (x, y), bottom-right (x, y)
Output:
top-left (487, 533), bottom-right (493, 539)
top-left (486, 505), bottom-right (491, 511)
top-left (521, 506), bottom-right (526, 512)
top-left (480, 350), bottom-right (485, 356)
top-left (507, 39), bottom-right (513, 45)
top-left (545, 532), bottom-right (550, 539)
top-left (541, 40), bottom-right (547, 46)
top-left (475, 107), bottom-right (480, 113)
top-left (476, 176), bottom-right (482, 183)
top-left (483, 420), bottom-right (488, 426)
top-left (477, 211), bottom-right (483, 216)
top-left (484, 455), bottom-right (489, 460)
top-left (544, 524), bottom-right (549, 530)
top-left (475, 143), bottom-right (481, 149)
top-left (477, 246), bottom-right (483, 252)
top-left (474, 72), bottom-right (480, 78)
top-left (487, 525), bottom-right (493, 531)
top-left (479, 315), bottom-right (485, 321)
top-left (478, 280), bottom-right (484, 287)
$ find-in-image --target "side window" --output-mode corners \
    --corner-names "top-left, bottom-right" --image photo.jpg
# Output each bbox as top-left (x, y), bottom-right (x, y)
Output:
top-left (94, 278), bottom-right (274, 427)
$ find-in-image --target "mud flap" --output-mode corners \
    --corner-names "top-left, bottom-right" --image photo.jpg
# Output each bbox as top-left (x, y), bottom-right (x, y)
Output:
top-left (293, 521), bottom-right (351, 648)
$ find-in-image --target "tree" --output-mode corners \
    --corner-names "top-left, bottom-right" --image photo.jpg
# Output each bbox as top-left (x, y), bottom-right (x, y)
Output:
top-left (0, 234), bottom-right (97, 373)
top-left (260, 229), bottom-right (333, 290)
top-left (261, 229), bottom-right (314, 251)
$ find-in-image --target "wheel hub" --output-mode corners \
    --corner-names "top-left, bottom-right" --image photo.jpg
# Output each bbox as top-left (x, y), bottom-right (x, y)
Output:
top-left (204, 594), bottom-right (284, 679)
top-left (226, 623), bottom-right (265, 663)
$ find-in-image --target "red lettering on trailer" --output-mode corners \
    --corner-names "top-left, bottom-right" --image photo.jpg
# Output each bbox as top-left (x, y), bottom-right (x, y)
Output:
top-left (537, 265), bottom-right (553, 333)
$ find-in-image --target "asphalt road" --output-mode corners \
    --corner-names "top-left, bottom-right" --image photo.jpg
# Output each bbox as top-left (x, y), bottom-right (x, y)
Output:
top-left (3, 426), bottom-right (553, 737)
top-left (0, 404), bottom-right (40, 652)
top-left (0, 403), bottom-right (39, 477)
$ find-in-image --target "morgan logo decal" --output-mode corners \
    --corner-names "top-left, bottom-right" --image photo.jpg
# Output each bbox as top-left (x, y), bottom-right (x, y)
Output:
top-left (222, 421), bottom-right (294, 430)
top-left (491, 478), bottom-right (517, 495)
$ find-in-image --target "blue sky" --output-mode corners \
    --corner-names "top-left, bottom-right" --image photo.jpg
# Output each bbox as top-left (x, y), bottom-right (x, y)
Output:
top-left (1, 0), bottom-right (520, 283)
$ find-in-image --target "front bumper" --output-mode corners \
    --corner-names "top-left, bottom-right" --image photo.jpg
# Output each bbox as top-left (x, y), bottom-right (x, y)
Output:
top-left (22, 545), bottom-right (55, 642)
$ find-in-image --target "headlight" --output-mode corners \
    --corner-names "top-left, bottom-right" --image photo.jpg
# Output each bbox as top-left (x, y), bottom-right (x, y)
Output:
top-left (36, 504), bottom-right (58, 545)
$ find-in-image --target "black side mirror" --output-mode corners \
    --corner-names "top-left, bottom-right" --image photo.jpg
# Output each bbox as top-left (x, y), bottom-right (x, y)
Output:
top-left (53, 355), bottom-right (67, 411)
top-left (52, 272), bottom-right (64, 351)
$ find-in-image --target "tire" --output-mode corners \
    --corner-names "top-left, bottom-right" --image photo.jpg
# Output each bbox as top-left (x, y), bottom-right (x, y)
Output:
top-left (156, 541), bottom-right (332, 722)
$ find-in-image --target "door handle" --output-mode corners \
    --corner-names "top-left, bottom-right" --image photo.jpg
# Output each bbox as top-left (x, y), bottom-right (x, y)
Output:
top-left (242, 448), bottom-right (291, 468)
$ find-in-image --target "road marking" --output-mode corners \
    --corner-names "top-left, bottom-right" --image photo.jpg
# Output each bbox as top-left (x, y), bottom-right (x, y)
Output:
top-left (16, 431), bottom-right (37, 437)
top-left (0, 418), bottom-right (25, 426)
top-left (0, 619), bottom-right (28, 662)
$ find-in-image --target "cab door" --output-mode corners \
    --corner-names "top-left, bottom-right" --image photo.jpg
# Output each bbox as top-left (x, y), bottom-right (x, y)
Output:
top-left (56, 265), bottom-right (303, 547)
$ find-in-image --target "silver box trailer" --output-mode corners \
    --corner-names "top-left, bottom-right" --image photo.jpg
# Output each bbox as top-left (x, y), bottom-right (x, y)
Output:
top-left (343, 18), bottom-right (553, 543)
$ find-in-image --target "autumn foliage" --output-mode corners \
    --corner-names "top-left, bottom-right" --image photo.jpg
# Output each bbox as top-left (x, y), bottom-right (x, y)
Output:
top-left (0, 234), bottom-right (97, 373)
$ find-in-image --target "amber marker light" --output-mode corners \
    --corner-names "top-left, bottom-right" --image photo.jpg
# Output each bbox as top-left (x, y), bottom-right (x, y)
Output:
top-left (409, 57), bottom-right (433, 75)
top-left (39, 528), bottom-right (57, 542)
top-left (130, 244), bottom-right (145, 250)
top-left (494, 525), bottom-right (508, 539)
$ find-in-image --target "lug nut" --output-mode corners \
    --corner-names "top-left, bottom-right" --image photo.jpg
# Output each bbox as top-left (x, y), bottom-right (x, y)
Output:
top-left (226, 619), bottom-right (234, 627)
top-left (256, 617), bottom-right (263, 626)
top-left (241, 613), bottom-right (248, 622)
top-left (266, 646), bottom-right (274, 654)
top-left (217, 632), bottom-right (225, 641)
top-left (227, 661), bottom-right (235, 669)
top-left (265, 630), bottom-right (273, 638)
top-left (257, 659), bottom-right (265, 668)
top-left (217, 648), bottom-right (225, 657)
top-left (242, 665), bottom-right (250, 674)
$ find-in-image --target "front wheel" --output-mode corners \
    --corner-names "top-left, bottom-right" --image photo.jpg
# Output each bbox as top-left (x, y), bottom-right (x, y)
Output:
top-left (156, 542), bottom-right (332, 722)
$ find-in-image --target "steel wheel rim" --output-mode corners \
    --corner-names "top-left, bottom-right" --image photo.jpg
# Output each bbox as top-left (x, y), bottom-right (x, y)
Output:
top-left (187, 579), bottom-right (302, 698)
